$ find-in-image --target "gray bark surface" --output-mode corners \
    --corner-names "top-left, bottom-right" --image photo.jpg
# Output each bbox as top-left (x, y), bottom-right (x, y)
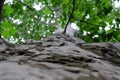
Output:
top-left (0, 35), bottom-right (120, 80)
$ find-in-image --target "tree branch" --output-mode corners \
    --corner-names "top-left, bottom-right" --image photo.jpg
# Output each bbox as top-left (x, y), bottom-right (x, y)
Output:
top-left (0, 0), bottom-right (5, 22)
top-left (63, 0), bottom-right (75, 33)
top-left (18, 0), bottom-right (34, 10)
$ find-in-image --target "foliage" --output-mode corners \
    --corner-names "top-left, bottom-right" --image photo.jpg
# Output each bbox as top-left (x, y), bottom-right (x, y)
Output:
top-left (0, 0), bottom-right (120, 43)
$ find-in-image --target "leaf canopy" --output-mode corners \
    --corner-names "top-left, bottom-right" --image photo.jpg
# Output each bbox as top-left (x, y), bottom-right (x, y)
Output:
top-left (1, 0), bottom-right (120, 43)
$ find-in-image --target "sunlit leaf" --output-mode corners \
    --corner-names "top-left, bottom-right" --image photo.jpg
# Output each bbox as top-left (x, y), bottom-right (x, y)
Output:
top-left (4, 5), bottom-right (13, 16)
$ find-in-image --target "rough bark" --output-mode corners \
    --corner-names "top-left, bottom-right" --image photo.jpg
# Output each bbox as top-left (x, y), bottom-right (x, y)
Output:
top-left (0, 35), bottom-right (120, 80)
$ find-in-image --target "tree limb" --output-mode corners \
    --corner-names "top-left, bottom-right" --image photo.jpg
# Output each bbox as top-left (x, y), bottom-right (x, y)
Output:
top-left (63, 0), bottom-right (75, 34)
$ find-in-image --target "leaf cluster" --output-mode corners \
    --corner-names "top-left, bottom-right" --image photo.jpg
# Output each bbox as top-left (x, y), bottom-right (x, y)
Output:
top-left (1, 0), bottom-right (120, 43)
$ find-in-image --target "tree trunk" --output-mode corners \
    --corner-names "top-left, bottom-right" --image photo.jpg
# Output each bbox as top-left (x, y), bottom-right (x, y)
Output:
top-left (0, 0), bottom-right (5, 21)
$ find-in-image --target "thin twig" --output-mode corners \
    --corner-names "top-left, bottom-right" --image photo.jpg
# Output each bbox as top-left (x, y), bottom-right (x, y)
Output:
top-left (18, 0), bottom-right (34, 10)
top-left (63, 0), bottom-right (75, 33)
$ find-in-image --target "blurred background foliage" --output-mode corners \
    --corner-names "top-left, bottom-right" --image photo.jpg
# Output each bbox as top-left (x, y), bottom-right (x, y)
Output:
top-left (0, 0), bottom-right (120, 43)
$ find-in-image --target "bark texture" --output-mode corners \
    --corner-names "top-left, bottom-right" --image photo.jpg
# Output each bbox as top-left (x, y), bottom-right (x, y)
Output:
top-left (0, 35), bottom-right (120, 80)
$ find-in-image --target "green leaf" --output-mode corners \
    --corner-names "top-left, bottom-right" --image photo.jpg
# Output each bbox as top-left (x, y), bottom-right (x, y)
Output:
top-left (106, 29), bottom-right (114, 35)
top-left (44, 8), bottom-right (51, 15)
top-left (4, 5), bottom-right (13, 16)
top-left (63, 0), bottom-right (69, 4)
top-left (2, 21), bottom-right (17, 38)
